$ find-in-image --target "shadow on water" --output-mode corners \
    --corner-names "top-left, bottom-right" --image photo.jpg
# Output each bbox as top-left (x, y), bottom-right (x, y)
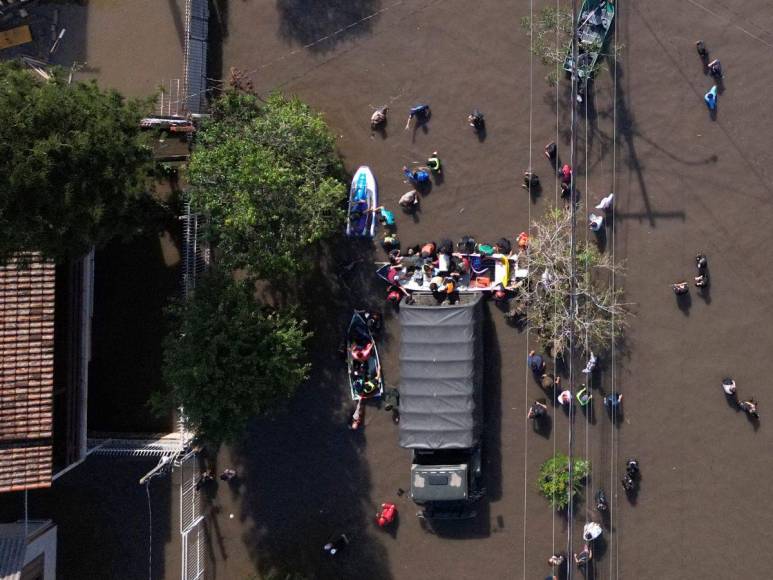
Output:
top-left (89, 202), bottom-right (180, 432)
top-left (209, 0), bottom-right (229, 82)
top-left (0, 457), bottom-right (174, 579)
top-left (220, 236), bottom-right (392, 579)
top-left (276, 0), bottom-right (382, 52)
top-left (428, 301), bottom-right (501, 540)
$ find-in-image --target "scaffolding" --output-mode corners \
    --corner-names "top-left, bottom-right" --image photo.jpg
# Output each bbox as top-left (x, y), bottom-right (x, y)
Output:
top-left (180, 200), bottom-right (210, 298)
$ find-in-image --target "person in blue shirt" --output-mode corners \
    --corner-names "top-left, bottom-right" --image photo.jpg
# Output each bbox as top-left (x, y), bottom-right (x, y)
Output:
top-left (403, 165), bottom-right (430, 184)
top-left (405, 104), bottom-right (431, 129)
top-left (527, 350), bottom-right (546, 374)
top-left (604, 392), bottom-right (622, 410)
top-left (704, 85), bottom-right (717, 110)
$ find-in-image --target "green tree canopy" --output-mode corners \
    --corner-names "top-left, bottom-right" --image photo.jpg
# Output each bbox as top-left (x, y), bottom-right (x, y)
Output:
top-left (159, 270), bottom-right (311, 443)
top-left (537, 453), bottom-right (590, 510)
top-left (0, 60), bottom-right (153, 263)
top-left (187, 91), bottom-right (346, 281)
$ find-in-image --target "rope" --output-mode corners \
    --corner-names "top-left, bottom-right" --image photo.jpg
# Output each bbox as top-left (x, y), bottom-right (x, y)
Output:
top-left (566, 0), bottom-right (579, 575)
top-left (581, 69), bottom-right (594, 578)
top-left (684, 0), bottom-right (773, 50)
top-left (146, 481), bottom-right (153, 580)
top-left (551, 0), bottom-right (562, 565)
top-left (611, 2), bottom-right (620, 577)
top-left (170, 0), bottom-right (443, 112)
top-left (522, 0), bottom-right (535, 574)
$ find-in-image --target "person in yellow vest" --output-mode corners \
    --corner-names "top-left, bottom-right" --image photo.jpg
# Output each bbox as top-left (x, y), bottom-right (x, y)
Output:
top-left (427, 151), bottom-right (442, 173)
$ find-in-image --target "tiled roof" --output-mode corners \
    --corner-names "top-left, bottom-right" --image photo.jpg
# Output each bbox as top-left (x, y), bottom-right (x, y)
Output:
top-left (0, 254), bottom-right (55, 493)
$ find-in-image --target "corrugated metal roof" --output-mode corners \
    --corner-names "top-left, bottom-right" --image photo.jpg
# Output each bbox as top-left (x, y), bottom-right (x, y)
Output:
top-left (184, 0), bottom-right (209, 114)
top-left (0, 528), bottom-right (24, 580)
top-left (0, 253), bottom-right (54, 493)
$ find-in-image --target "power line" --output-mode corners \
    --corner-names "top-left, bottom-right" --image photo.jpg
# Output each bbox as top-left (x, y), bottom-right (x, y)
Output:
top-left (565, 0), bottom-right (579, 576)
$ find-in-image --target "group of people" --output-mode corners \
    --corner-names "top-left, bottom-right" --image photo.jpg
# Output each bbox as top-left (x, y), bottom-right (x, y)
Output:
top-left (371, 103), bottom-right (488, 135)
top-left (526, 350), bottom-right (622, 418)
top-left (672, 252), bottom-right (709, 295)
top-left (722, 378), bottom-right (759, 420)
top-left (383, 235), bottom-right (525, 305)
top-left (696, 40), bottom-right (724, 111)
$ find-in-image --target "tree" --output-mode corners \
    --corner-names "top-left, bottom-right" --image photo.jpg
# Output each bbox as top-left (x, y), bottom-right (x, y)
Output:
top-left (0, 61), bottom-right (154, 263)
top-left (520, 6), bottom-right (574, 86)
top-left (158, 270), bottom-right (311, 444)
top-left (537, 453), bottom-right (590, 510)
top-left (187, 91), bottom-right (346, 282)
top-left (520, 7), bottom-right (622, 86)
top-left (521, 207), bottom-right (628, 357)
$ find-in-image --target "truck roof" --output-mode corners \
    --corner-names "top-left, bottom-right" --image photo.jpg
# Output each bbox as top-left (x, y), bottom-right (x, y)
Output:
top-left (398, 294), bottom-right (483, 449)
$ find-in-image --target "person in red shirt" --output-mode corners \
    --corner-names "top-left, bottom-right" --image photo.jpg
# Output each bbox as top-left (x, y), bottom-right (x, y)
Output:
top-left (560, 164), bottom-right (572, 184)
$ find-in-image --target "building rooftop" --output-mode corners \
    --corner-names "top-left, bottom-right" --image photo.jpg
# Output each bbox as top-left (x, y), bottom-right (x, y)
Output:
top-left (0, 254), bottom-right (55, 493)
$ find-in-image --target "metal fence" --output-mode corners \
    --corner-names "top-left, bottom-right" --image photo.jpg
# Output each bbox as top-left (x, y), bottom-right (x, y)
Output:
top-left (183, 0), bottom-right (209, 114)
top-left (179, 450), bottom-right (205, 580)
top-left (180, 201), bottom-right (210, 298)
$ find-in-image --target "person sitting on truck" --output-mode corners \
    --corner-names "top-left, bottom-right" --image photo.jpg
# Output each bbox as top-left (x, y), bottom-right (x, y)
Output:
top-left (420, 241), bottom-right (437, 259)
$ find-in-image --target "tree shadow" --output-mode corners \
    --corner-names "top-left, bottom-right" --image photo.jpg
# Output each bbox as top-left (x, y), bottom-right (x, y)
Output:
top-left (482, 303), bottom-right (503, 502)
top-left (208, 0), bottom-right (229, 82)
top-left (218, 235), bottom-right (392, 579)
top-left (0, 456), bottom-right (174, 579)
top-left (276, 0), bottom-right (382, 52)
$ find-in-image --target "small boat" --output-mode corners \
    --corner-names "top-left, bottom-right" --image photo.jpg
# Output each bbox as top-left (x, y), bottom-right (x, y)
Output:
top-left (346, 166), bottom-right (377, 238)
top-left (563, 0), bottom-right (615, 79)
top-left (346, 311), bottom-right (383, 400)
top-left (376, 253), bottom-right (528, 294)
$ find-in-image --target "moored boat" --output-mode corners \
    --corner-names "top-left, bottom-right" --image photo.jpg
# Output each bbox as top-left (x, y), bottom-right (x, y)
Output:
top-left (563, 0), bottom-right (615, 79)
top-left (346, 311), bottom-right (383, 400)
top-left (346, 166), bottom-right (377, 238)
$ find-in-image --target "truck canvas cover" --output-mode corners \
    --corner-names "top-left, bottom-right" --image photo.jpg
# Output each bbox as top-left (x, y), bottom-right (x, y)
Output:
top-left (399, 295), bottom-right (483, 449)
